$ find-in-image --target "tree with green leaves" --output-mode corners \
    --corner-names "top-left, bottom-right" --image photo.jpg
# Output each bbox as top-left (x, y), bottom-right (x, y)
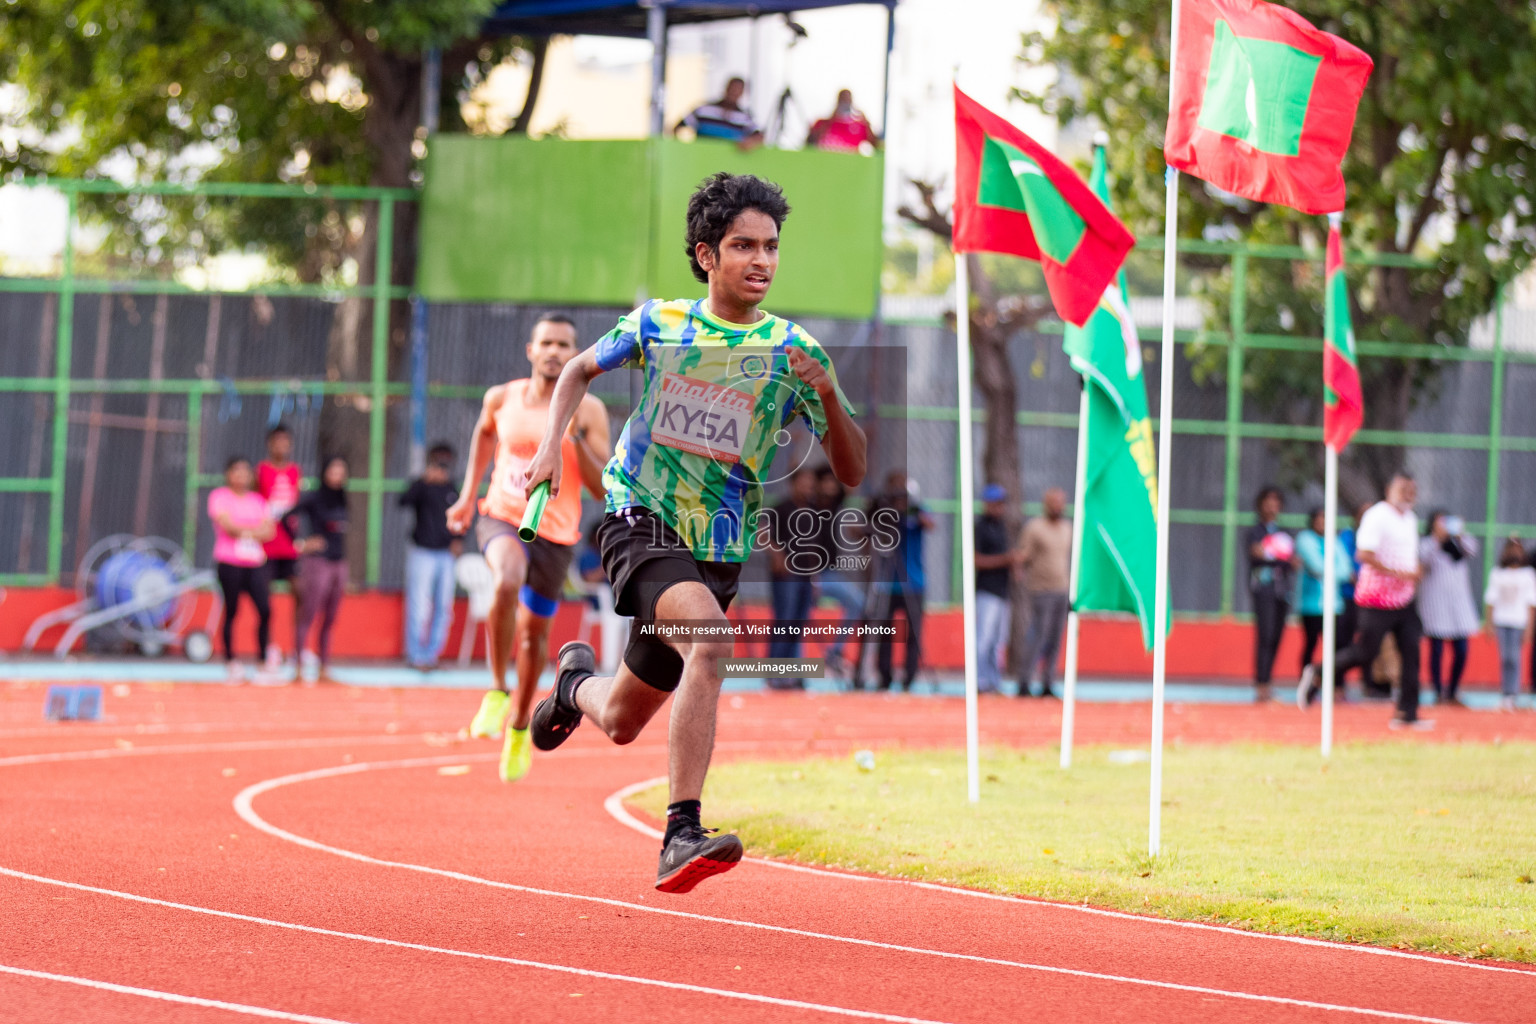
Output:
top-left (1, 0), bottom-right (543, 576)
top-left (0, 1), bottom-right (540, 267)
top-left (1023, 0), bottom-right (1536, 505)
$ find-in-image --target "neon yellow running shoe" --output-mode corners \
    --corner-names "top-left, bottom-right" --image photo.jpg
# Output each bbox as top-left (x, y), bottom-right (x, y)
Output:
top-left (469, 689), bottom-right (510, 739)
top-left (499, 726), bottom-right (532, 783)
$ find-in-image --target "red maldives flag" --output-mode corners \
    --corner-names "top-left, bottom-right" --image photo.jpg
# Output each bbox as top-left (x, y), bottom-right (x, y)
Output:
top-left (953, 86), bottom-right (1135, 327)
top-left (1323, 218), bottom-right (1363, 451)
top-left (1164, 0), bottom-right (1373, 215)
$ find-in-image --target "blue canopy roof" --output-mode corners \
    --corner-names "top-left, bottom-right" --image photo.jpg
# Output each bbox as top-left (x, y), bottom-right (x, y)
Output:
top-left (485, 1), bottom-right (896, 38)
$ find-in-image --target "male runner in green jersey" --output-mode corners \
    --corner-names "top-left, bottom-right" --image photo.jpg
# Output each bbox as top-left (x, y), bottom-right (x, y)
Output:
top-left (520, 172), bottom-right (867, 893)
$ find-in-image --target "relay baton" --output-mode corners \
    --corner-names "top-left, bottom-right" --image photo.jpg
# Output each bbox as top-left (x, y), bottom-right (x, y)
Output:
top-left (518, 480), bottom-right (551, 542)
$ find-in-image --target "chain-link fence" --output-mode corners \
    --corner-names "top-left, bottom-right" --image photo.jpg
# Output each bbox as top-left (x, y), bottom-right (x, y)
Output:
top-left (3, 179), bottom-right (1532, 616)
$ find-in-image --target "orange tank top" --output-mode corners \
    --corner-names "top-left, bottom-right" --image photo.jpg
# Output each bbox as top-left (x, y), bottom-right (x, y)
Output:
top-left (479, 379), bottom-right (583, 546)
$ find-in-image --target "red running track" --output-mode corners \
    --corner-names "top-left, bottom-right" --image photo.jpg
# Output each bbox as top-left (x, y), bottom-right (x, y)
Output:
top-left (2, 681), bottom-right (1534, 1024)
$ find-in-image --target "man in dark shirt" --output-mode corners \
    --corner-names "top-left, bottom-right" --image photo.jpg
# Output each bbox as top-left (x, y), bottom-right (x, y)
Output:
top-left (400, 443), bottom-right (461, 670)
top-left (867, 471), bottom-right (931, 692)
top-left (1245, 485), bottom-right (1295, 702)
top-left (766, 468), bottom-right (820, 688)
top-left (974, 484), bottom-right (1017, 694)
top-left (813, 466), bottom-right (867, 686)
top-left (676, 76), bottom-right (764, 149)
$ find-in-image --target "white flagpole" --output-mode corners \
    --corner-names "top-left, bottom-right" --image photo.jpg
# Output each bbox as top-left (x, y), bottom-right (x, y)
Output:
top-left (1148, 0), bottom-right (1183, 859)
top-left (1060, 383), bottom-right (1090, 769)
top-left (1321, 209), bottom-right (1344, 758)
top-left (956, 254), bottom-right (982, 803)
top-left (1322, 445), bottom-right (1339, 757)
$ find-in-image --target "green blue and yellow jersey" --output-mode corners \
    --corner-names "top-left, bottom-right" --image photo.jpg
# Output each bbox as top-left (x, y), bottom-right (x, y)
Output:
top-left (593, 298), bottom-right (856, 562)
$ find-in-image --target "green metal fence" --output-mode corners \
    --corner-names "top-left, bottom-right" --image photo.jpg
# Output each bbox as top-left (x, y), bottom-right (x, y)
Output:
top-left (0, 177), bottom-right (1525, 616)
top-left (914, 238), bottom-right (1521, 615)
top-left (0, 178), bottom-right (413, 587)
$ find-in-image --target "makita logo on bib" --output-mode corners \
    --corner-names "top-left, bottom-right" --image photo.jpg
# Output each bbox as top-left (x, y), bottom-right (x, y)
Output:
top-left (660, 374), bottom-right (753, 414)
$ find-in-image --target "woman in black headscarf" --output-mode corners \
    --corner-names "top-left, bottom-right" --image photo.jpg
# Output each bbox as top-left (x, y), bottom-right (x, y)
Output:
top-left (289, 456), bottom-right (350, 683)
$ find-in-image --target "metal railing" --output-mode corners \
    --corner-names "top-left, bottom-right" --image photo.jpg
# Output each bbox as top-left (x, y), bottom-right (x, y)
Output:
top-left (909, 237), bottom-right (1519, 614)
top-left (0, 178), bottom-right (413, 586)
top-left (0, 177), bottom-right (1521, 617)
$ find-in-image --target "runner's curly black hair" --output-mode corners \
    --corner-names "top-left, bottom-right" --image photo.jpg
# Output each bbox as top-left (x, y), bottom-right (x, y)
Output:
top-left (684, 172), bottom-right (791, 284)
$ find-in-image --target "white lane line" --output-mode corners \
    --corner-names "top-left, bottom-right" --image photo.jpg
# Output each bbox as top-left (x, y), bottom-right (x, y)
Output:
top-left (0, 734), bottom-right (428, 768)
top-left (228, 757), bottom-right (1497, 1022)
top-left (607, 775), bottom-right (1536, 979)
top-left (0, 869), bottom-right (955, 1024)
top-left (0, 720), bottom-right (465, 741)
top-left (0, 962), bottom-right (362, 1024)
top-left (0, 736), bottom-right (772, 770)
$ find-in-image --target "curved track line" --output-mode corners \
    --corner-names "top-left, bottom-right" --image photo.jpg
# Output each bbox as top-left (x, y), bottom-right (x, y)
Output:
top-left (0, 869), bottom-right (955, 1024)
top-left (227, 755), bottom-right (1490, 1023)
top-left (0, 962), bottom-right (363, 1024)
top-left (604, 776), bottom-right (1536, 978)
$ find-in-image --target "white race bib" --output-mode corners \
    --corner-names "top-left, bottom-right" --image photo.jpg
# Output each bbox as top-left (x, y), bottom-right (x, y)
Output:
top-left (234, 537), bottom-right (265, 565)
top-left (652, 373), bottom-right (750, 464)
top-left (498, 452), bottom-right (531, 496)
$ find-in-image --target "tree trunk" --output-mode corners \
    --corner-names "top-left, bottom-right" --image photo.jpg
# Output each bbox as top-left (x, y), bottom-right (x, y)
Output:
top-left (318, 46), bottom-right (425, 586)
top-left (967, 261), bottom-right (1024, 516)
top-left (894, 186), bottom-right (1034, 682)
top-left (509, 38), bottom-right (549, 134)
top-left (961, 256), bottom-right (1033, 681)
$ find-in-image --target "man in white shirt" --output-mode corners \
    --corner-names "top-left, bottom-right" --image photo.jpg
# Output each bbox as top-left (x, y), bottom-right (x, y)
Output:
top-left (1332, 472), bottom-right (1432, 728)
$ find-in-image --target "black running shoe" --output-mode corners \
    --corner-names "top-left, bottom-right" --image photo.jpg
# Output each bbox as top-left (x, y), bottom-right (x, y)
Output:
top-left (530, 641), bottom-right (594, 751)
top-left (655, 823), bottom-right (743, 894)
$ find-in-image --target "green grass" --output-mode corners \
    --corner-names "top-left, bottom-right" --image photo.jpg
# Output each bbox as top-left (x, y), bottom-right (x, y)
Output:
top-left (634, 743), bottom-right (1536, 962)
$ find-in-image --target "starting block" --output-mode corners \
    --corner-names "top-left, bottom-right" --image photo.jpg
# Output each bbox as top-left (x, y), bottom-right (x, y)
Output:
top-left (44, 685), bottom-right (103, 722)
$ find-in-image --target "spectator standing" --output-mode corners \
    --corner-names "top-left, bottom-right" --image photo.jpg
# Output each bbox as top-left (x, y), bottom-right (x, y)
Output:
top-left (256, 423), bottom-right (301, 670)
top-left (208, 456), bottom-right (274, 683)
top-left (1522, 540), bottom-right (1536, 696)
top-left (290, 456), bottom-right (350, 683)
top-left (973, 484), bottom-right (1016, 695)
top-left (767, 468), bottom-right (820, 689)
top-left (806, 90), bottom-right (880, 153)
top-left (1338, 503), bottom-right (1368, 676)
top-left (1484, 538), bottom-right (1536, 712)
top-left (676, 77), bottom-right (763, 147)
top-left (1333, 472), bottom-right (1430, 729)
top-left (1294, 507), bottom-right (1354, 708)
top-left (1016, 487), bottom-right (1072, 698)
top-left (1418, 511), bottom-right (1480, 705)
top-left (399, 443), bottom-right (460, 670)
top-left (813, 466), bottom-right (868, 686)
top-left (867, 472), bottom-right (929, 692)
top-left (1246, 485), bottom-right (1294, 702)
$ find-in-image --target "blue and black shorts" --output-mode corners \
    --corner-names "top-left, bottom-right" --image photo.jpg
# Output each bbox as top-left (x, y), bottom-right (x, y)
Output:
top-left (474, 514), bottom-right (575, 618)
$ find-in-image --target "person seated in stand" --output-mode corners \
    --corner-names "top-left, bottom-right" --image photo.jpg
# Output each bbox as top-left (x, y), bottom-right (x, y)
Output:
top-left (676, 77), bottom-right (763, 150)
top-left (806, 90), bottom-right (880, 153)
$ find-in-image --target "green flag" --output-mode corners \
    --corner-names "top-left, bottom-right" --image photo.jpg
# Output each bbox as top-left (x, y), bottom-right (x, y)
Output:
top-left (1061, 147), bottom-right (1161, 649)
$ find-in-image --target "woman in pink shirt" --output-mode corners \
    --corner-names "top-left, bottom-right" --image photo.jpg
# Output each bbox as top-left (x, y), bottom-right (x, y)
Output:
top-left (208, 456), bottom-right (274, 681)
top-left (257, 424), bottom-right (301, 670)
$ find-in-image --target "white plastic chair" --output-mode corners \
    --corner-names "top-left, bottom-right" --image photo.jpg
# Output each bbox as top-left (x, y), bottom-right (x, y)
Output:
top-left (564, 560), bottom-right (627, 673)
top-left (454, 553), bottom-right (496, 667)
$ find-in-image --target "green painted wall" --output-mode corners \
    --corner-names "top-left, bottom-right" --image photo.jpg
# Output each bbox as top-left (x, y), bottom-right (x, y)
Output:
top-left (416, 136), bottom-right (883, 320)
top-left (649, 139), bottom-right (884, 319)
top-left (416, 137), bottom-right (652, 307)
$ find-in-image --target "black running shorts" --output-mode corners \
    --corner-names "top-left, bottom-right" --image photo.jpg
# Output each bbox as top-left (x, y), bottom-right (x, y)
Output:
top-left (595, 508), bottom-right (741, 693)
top-left (266, 557), bottom-right (298, 584)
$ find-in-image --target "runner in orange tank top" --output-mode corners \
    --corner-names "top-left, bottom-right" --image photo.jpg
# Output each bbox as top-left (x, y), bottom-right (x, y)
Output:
top-left (445, 314), bottom-right (610, 782)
